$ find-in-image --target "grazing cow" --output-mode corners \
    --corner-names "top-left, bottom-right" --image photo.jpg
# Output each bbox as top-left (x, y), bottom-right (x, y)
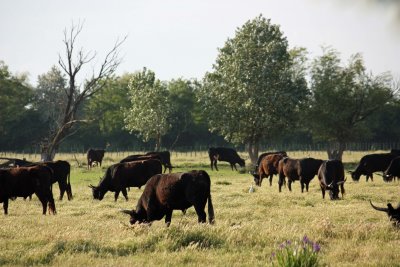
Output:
top-left (208, 147), bottom-right (245, 171)
top-left (278, 157), bottom-right (323, 193)
top-left (0, 165), bottom-right (56, 215)
top-left (90, 159), bottom-right (162, 201)
top-left (383, 156), bottom-right (400, 182)
top-left (254, 153), bottom-right (285, 187)
top-left (318, 160), bottom-right (346, 200)
top-left (145, 151), bottom-right (173, 173)
top-left (350, 153), bottom-right (397, 182)
top-left (370, 201), bottom-right (400, 226)
top-left (120, 170), bottom-right (215, 226)
top-left (87, 148), bottom-right (105, 169)
top-left (41, 160), bottom-right (72, 200)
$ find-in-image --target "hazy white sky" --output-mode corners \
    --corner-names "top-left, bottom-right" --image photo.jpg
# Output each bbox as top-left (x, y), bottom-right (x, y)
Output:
top-left (1, 0), bottom-right (399, 85)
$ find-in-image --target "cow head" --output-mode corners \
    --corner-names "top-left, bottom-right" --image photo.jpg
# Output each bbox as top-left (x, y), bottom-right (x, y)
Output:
top-left (383, 171), bottom-right (393, 182)
top-left (249, 170), bottom-right (261, 186)
top-left (120, 209), bottom-right (146, 224)
top-left (89, 184), bottom-right (105, 200)
top-left (349, 171), bottom-right (360, 181)
top-left (370, 201), bottom-right (400, 225)
top-left (326, 179), bottom-right (346, 200)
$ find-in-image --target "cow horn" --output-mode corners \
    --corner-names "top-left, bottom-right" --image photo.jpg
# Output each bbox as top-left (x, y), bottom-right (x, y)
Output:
top-left (119, 209), bottom-right (134, 215)
top-left (337, 178), bottom-right (347, 185)
top-left (375, 173), bottom-right (383, 177)
top-left (370, 200), bottom-right (388, 212)
top-left (88, 184), bottom-right (95, 189)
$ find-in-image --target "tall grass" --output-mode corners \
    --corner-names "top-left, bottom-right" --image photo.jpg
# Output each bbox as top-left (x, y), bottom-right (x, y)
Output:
top-left (0, 151), bottom-right (399, 266)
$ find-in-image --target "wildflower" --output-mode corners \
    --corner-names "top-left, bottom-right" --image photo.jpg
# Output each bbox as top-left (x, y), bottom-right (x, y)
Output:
top-left (313, 242), bottom-right (321, 252)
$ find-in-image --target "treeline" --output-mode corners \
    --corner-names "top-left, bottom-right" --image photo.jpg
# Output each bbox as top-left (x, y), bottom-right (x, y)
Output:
top-left (1, 16), bottom-right (399, 160)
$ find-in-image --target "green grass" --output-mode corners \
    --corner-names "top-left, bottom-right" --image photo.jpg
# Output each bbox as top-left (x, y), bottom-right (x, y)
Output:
top-left (0, 151), bottom-right (399, 266)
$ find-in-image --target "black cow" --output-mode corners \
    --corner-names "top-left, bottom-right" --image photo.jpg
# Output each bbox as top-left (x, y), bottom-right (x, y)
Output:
top-left (41, 160), bottom-right (72, 200)
top-left (90, 159), bottom-right (162, 201)
top-left (383, 156), bottom-right (400, 182)
top-left (370, 200), bottom-right (400, 226)
top-left (254, 153), bottom-right (285, 187)
top-left (350, 153), bottom-right (397, 182)
top-left (145, 151), bottom-right (173, 173)
top-left (278, 157), bottom-right (324, 193)
top-left (318, 160), bottom-right (346, 200)
top-left (0, 165), bottom-right (56, 215)
top-left (120, 170), bottom-right (215, 226)
top-left (0, 157), bottom-right (32, 168)
top-left (87, 148), bottom-right (105, 169)
top-left (208, 147), bottom-right (245, 171)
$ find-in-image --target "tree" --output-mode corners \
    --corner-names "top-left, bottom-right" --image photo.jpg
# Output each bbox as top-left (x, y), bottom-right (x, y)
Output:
top-left (306, 47), bottom-right (396, 160)
top-left (40, 23), bottom-right (125, 161)
top-left (0, 61), bottom-right (45, 150)
top-left (197, 15), bottom-right (308, 163)
top-left (166, 78), bottom-right (196, 149)
top-left (124, 68), bottom-right (171, 151)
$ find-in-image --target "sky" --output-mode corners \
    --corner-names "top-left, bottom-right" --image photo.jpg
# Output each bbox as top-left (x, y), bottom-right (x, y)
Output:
top-left (1, 0), bottom-right (399, 86)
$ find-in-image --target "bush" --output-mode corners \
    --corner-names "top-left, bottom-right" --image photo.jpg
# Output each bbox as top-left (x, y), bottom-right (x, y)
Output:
top-left (271, 236), bottom-right (321, 267)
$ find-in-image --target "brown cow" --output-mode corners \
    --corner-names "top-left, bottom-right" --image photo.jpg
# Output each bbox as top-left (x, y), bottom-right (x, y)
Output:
top-left (0, 165), bottom-right (56, 215)
top-left (254, 153), bottom-right (285, 186)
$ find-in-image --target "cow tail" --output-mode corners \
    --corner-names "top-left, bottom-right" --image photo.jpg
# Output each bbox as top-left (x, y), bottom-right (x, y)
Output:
top-left (207, 194), bottom-right (215, 224)
top-left (67, 170), bottom-right (73, 200)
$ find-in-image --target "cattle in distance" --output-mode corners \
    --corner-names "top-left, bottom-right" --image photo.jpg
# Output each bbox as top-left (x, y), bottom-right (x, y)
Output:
top-left (208, 147), bottom-right (245, 171)
top-left (87, 148), bottom-right (106, 169)
top-left (120, 170), bottom-right (215, 227)
top-left (350, 153), bottom-right (397, 182)
top-left (254, 153), bottom-right (285, 187)
top-left (278, 157), bottom-right (323, 193)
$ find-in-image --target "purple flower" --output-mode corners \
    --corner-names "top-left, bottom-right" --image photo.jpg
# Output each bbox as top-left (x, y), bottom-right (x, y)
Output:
top-left (302, 235), bottom-right (310, 244)
top-left (313, 242), bottom-right (321, 252)
top-left (286, 240), bottom-right (292, 245)
top-left (271, 252), bottom-right (276, 258)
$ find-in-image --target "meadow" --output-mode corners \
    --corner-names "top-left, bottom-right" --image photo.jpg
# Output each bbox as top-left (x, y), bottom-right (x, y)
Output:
top-left (0, 150), bottom-right (399, 266)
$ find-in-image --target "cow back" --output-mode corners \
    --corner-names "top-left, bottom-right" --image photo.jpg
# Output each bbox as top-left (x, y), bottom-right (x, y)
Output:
top-left (299, 158), bottom-right (324, 180)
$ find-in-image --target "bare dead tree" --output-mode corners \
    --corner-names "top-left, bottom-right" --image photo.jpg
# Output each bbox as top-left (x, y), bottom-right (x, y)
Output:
top-left (40, 23), bottom-right (126, 161)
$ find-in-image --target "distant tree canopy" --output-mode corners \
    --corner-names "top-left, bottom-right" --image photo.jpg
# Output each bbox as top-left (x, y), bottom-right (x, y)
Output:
top-left (1, 18), bottom-right (400, 155)
top-left (198, 15), bottom-right (308, 163)
top-left (305, 47), bottom-right (396, 160)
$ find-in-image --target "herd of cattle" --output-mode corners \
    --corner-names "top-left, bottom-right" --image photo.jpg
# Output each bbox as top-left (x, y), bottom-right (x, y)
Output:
top-left (0, 147), bottom-right (399, 226)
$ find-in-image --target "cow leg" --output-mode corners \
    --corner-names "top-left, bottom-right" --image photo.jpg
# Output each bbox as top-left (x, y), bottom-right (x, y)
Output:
top-left (320, 185), bottom-right (325, 199)
top-left (3, 199), bottom-right (8, 215)
top-left (194, 205), bottom-right (207, 223)
top-left (121, 188), bottom-right (129, 201)
top-left (301, 182), bottom-right (305, 193)
top-left (340, 184), bottom-right (345, 199)
top-left (214, 161), bottom-right (219, 171)
top-left (66, 183), bottom-right (73, 200)
top-left (58, 181), bottom-right (66, 201)
top-left (114, 191), bottom-right (121, 201)
top-left (288, 180), bottom-right (292, 192)
top-left (370, 173), bottom-right (373, 182)
top-left (269, 175), bottom-right (273, 186)
top-left (165, 209), bottom-right (173, 227)
top-left (306, 182), bottom-right (310, 192)
top-left (278, 174), bottom-right (285, 192)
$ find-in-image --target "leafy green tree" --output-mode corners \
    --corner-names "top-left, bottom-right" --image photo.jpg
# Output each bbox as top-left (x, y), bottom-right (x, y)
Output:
top-left (85, 73), bottom-right (132, 134)
top-left (197, 15), bottom-right (308, 163)
top-left (306, 47), bottom-right (396, 159)
top-left (124, 68), bottom-right (171, 151)
top-left (166, 78), bottom-right (196, 149)
top-left (0, 61), bottom-right (45, 150)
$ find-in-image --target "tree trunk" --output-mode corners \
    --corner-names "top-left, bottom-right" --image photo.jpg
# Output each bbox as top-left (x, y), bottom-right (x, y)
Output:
top-left (327, 142), bottom-right (345, 160)
top-left (247, 140), bottom-right (259, 165)
top-left (40, 143), bottom-right (57, 161)
top-left (155, 132), bottom-right (161, 152)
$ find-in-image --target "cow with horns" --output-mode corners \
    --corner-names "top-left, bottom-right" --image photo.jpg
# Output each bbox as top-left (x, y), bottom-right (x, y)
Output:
top-left (318, 160), bottom-right (346, 200)
top-left (370, 200), bottom-right (400, 226)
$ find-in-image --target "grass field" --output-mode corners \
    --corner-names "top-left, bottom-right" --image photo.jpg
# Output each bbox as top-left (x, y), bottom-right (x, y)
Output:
top-left (0, 151), bottom-right (399, 266)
